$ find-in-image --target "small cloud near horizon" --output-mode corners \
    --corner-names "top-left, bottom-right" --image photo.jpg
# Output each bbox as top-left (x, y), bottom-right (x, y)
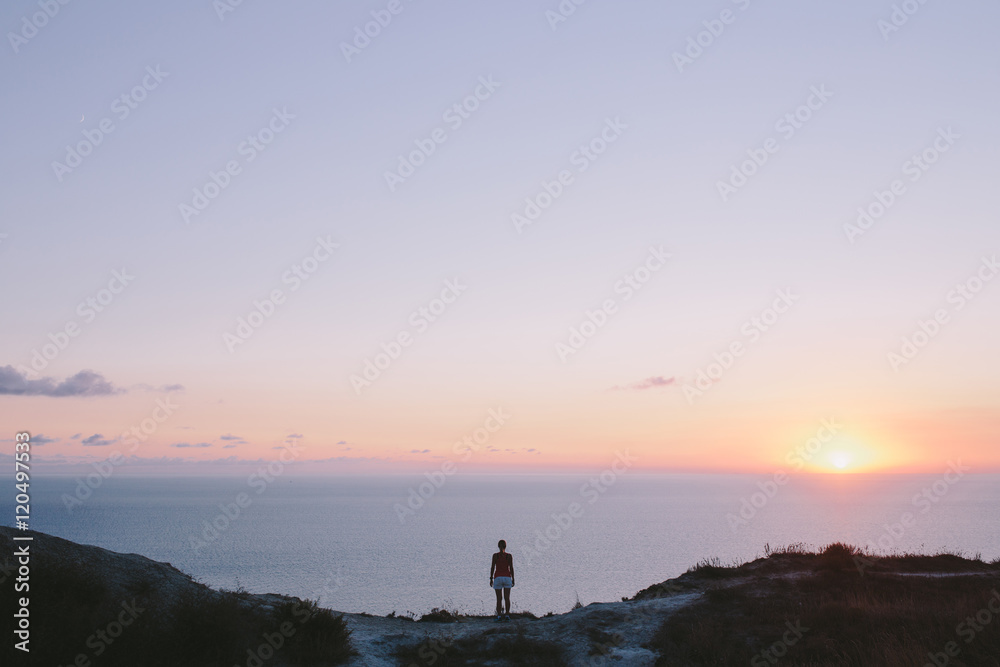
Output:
top-left (133, 383), bottom-right (185, 393)
top-left (82, 434), bottom-right (113, 447)
top-left (610, 375), bottom-right (676, 391)
top-left (30, 434), bottom-right (59, 445)
top-left (409, 449), bottom-right (430, 454)
top-left (0, 366), bottom-right (122, 397)
top-left (172, 442), bottom-right (212, 448)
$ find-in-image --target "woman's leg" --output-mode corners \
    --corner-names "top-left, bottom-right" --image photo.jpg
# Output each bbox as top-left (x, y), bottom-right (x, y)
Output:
top-left (494, 587), bottom-right (502, 616)
top-left (503, 587), bottom-right (511, 614)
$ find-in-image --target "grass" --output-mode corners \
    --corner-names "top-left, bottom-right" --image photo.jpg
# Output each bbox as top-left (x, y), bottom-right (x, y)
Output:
top-left (394, 627), bottom-right (567, 667)
top-left (650, 543), bottom-right (1000, 666)
top-left (418, 607), bottom-right (461, 623)
top-left (12, 553), bottom-right (355, 667)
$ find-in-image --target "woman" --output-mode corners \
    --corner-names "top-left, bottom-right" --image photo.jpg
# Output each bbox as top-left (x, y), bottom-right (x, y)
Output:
top-left (489, 539), bottom-right (514, 620)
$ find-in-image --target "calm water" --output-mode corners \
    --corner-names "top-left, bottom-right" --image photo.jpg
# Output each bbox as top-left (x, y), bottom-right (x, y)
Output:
top-left (4, 473), bottom-right (999, 616)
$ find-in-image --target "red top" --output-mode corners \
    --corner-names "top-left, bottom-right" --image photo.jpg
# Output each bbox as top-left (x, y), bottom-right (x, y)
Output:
top-left (493, 551), bottom-right (512, 578)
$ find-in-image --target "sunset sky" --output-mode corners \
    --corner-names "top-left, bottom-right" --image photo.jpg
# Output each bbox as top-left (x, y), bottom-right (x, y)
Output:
top-left (2, 0), bottom-right (998, 474)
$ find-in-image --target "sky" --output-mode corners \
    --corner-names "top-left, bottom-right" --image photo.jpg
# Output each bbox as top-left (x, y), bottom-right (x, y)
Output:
top-left (1, 0), bottom-right (998, 475)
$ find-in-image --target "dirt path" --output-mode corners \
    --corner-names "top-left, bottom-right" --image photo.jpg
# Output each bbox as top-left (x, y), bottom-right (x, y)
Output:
top-left (342, 592), bottom-right (702, 667)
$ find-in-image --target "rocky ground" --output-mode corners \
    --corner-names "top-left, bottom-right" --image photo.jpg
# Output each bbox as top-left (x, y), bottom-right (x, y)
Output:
top-left (342, 591), bottom-right (702, 667)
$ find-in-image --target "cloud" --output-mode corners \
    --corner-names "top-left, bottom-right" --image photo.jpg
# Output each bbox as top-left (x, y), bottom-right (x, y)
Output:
top-left (133, 383), bottom-right (186, 393)
top-left (82, 434), bottom-right (113, 447)
top-left (409, 449), bottom-right (430, 454)
top-left (337, 440), bottom-right (347, 445)
top-left (220, 433), bottom-right (247, 444)
top-left (610, 375), bottom-right (676, 391)
top-left (71, 433), bottom-right (82, 439)
top-left (0, 366), bottom-right (123, 397)
top-left (222, 444), bottom-right (236, 449)
top-left (286, 433), bottom-right (303, 439)
top-left (30, 434), bottom-right (59, 445)
top-left (172, 442), bottom-right (212, 448)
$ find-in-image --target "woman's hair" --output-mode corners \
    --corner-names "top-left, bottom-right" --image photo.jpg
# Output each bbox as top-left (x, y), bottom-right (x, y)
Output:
top-left (498, 539), bottom-right (506, 550)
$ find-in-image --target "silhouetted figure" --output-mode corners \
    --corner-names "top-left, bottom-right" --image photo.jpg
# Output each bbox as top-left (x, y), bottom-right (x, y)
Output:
top-left (490, 539), bottom-right (514, 620)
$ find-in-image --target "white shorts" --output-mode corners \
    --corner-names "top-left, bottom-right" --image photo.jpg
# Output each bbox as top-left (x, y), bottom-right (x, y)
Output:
top-left (493, 576), bottom-right (512, 589)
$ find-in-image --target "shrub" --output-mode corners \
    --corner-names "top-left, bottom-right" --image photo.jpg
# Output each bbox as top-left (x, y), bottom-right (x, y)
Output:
top-left (651, 547), bottom-right (1000, 666)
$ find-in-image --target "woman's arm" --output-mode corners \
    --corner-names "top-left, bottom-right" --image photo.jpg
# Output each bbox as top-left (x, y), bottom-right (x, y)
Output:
top-left (509, 554), bottom-right (514, 584)
top-left (490, 553), bottom-right (497, 579)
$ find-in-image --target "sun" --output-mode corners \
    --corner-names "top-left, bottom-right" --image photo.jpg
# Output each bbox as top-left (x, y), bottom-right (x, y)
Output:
top-left (828, 451), bottom-right (854, 470)
top-left (798, 433), bottom-right (881, 473)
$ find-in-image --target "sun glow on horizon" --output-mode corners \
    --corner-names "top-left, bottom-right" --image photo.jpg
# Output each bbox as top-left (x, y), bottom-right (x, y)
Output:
top-left (806, 434), bottom-right (882, 473)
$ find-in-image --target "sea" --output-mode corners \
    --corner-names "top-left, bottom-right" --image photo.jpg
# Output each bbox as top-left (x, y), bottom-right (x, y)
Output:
top-left (5, 473), bottom-right (999, 616)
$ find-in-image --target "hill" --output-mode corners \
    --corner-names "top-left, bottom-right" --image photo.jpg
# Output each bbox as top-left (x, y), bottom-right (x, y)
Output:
top-left (3, 528), bottom-right (999, 666)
